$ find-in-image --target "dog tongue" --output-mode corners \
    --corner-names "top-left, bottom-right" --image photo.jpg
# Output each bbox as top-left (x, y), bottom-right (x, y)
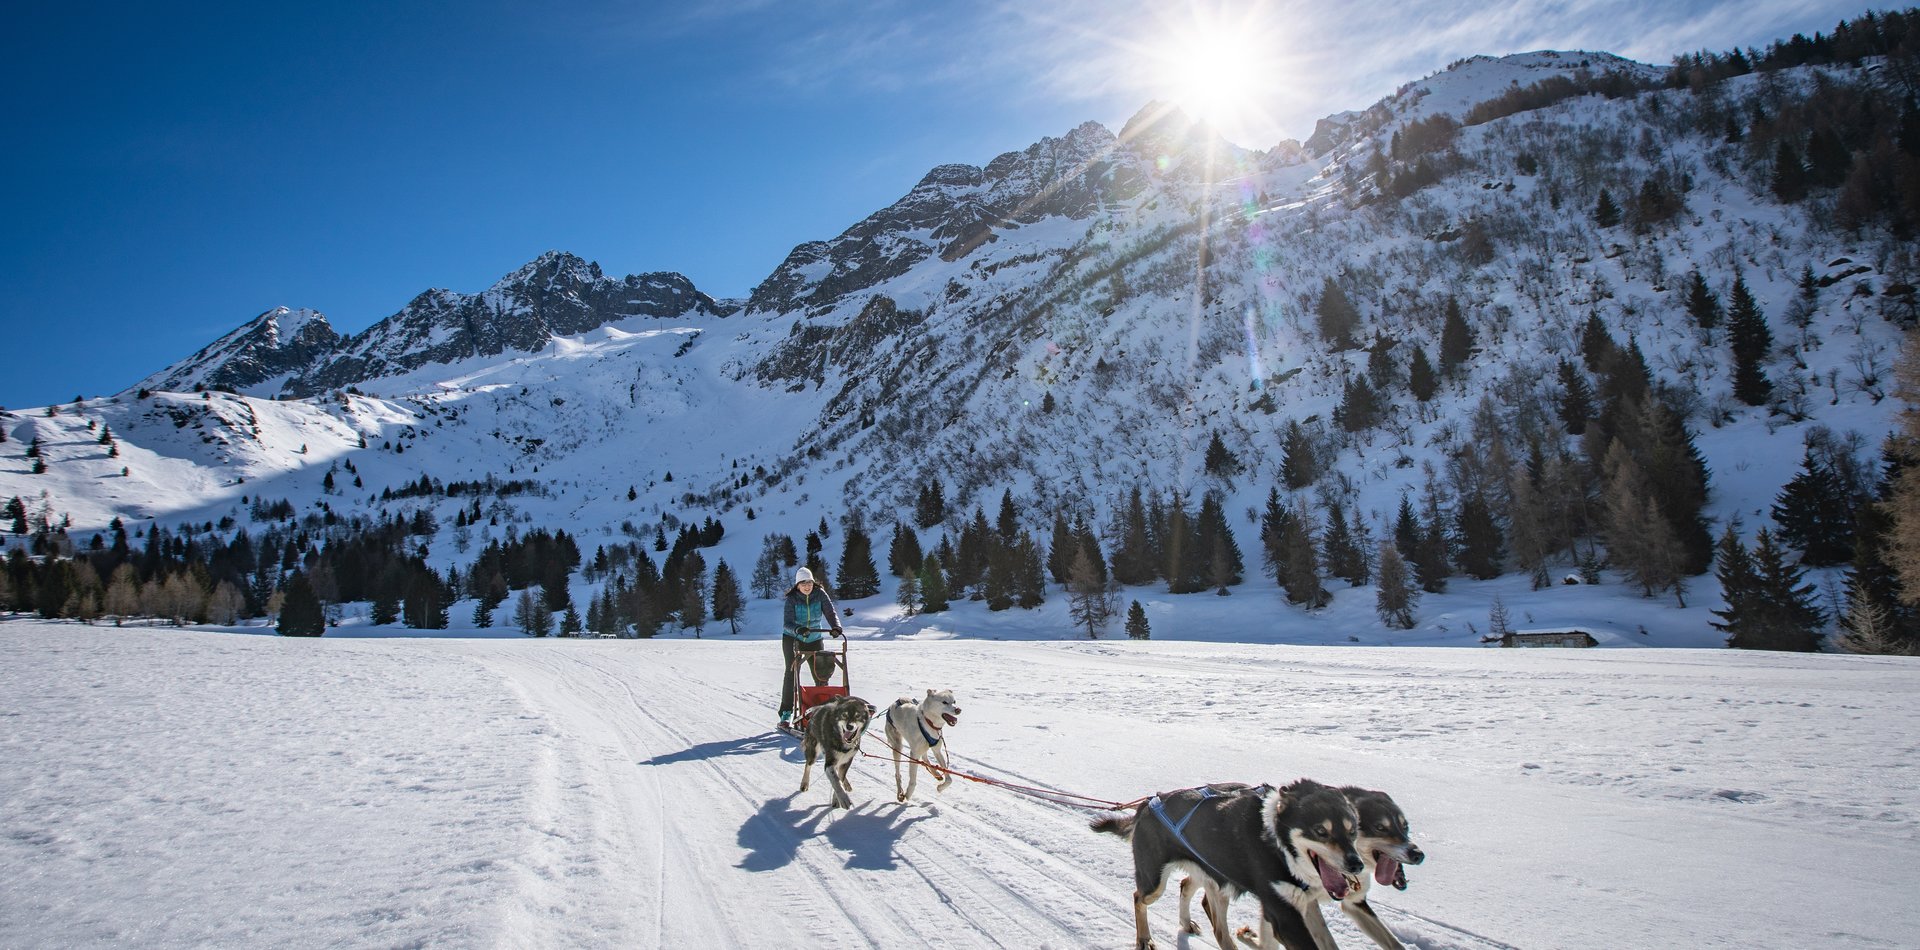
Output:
top-left (1374, 855), bottom-right (1400, 887)
top-left (1315, 855), bottom-right (1349, 899)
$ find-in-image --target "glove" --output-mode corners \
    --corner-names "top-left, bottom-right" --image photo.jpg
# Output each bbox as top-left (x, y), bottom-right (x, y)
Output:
top-left (831, 627), bottom-right (844, 638)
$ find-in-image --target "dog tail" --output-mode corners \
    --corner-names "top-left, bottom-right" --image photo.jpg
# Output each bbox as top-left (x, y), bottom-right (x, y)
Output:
top-left (1090, 812), bottom-right (1137, 838)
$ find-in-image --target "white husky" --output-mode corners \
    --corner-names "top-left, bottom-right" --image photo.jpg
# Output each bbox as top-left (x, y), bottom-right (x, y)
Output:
top-left (884, 688), bottom-right (961, 802)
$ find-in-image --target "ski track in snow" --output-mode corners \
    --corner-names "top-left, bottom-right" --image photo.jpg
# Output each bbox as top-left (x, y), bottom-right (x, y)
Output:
top-left (4, 622), bottom-right (1917, 949)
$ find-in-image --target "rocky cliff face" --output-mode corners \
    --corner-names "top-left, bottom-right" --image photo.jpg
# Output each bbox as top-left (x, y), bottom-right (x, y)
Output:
top-left (131, 307), bottom-right (342, 397)
top-left (743, 120), bottom-right (1156, 317)
top-left (290, 252), bottom-right (735, 395)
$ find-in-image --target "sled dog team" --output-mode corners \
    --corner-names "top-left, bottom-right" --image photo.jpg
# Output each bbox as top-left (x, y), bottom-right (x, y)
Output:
top-left (796, 689), bottom-right (960, 808)
top-left (793, 686), bottom-right (1423, 950)
top-left (782, 575), bottom-right (1425, 949)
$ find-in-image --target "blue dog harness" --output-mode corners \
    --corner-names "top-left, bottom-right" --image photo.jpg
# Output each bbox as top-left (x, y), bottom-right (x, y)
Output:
top-left (918, 715), bottom-right (943, 748)
top-left (1145, 784), bottom-right (1270, 884)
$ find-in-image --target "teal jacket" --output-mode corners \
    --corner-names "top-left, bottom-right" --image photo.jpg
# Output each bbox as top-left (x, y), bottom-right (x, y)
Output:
top-left (783, 585), bottom-right (842, 642)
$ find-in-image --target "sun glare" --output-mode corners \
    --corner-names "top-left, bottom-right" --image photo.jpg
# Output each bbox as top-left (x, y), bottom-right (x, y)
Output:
top-left (1158, 25), bottom-right (1268, 131)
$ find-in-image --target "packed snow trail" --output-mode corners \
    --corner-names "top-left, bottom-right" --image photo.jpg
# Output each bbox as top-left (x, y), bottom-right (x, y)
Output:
top-left (4, 623), bottom-right (1917, 949)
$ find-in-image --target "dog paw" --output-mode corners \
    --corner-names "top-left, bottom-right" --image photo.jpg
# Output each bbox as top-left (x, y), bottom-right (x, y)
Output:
top-left (1234, 925), bottom-right (1257, 945)
top-left (1182, 920), bottom-right (1201, 935)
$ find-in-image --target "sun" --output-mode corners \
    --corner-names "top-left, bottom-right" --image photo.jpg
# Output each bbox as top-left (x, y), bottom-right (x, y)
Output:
top-left (1155, 23), bottom-right (1268, 131)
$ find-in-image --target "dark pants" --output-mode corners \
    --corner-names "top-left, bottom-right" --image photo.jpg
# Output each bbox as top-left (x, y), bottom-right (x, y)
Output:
top-left (780, 635), bottom-right (835, 717)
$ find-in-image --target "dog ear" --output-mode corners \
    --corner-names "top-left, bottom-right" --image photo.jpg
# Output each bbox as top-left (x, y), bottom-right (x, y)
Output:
top-left (862, 701), bottom-right (877, 717)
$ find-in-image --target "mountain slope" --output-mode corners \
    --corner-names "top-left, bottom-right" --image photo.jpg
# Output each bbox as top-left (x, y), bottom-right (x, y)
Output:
top-left (3, 47), bottom-right (1912, 644)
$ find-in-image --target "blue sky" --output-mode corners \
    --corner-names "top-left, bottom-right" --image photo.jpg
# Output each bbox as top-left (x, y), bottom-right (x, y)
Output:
top-left (0, 0), bottom-right (1867, 408)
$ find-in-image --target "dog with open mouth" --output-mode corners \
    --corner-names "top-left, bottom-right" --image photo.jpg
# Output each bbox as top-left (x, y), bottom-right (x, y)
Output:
top-left (1092, 779), bottom-right (1371, 950)
top-left (1188, 785), bottom-right (1425, 949)
top-left (883, 688), bottom-right (961, 803)
top-left (798, 695), bottom-right (877, 810)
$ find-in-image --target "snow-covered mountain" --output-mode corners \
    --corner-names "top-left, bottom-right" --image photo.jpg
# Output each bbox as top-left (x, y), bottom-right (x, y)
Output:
top-left (131, 307), bottom-right (343, 397)
top-left (3, 46), bottom-right (1910, 643)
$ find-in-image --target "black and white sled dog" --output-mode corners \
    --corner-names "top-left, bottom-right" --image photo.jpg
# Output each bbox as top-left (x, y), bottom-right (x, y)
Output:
top-left (883, 688), bottom-right (961, 803)
top-left (1090, 780), bottom-right (1377, 950)
top-left (798, 696), bottom-right (877, 810)
top-left (1178, 785), bottom-right (1425, 950)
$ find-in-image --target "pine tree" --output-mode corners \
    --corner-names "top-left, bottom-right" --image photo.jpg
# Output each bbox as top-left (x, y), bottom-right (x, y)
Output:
top-left (836, 521), bottom-right (881, 598)
top-left (1641, 398), bottom-right (1715, 575)
top-left (1366, 336), bottom-right (1397, 390)
top-left (1773, 448), bottom-right (1856, 566)
top-left (1260, 487), bottom-right (1294, 583)
top-left (1729, 529), bottom-right (1824, 651)
top-left (1594, 188), bottom-right (1622, 227)
top-left (1407, 348), bottom-right (1438, 402)
top-left (1580, 311), bottom-right (1616, 372)
top-left (915, 476), bottom-right (947, 529)
top-left (1015, 533), bottom-right (1048, 609)
top-left (1684, 271), bottom-right (1721, 330)
top-left (560, 604), bottom-right (583, 637)
top-left (276, 571), bottom-right (325, 637)
top-left (1453, 493), bottom-right (1505, 580)
top-left (918, 552), bottom-right (949, 614)
top-left (896, 568), bottom-right (921, 617)
top-left (888, 521), bottom-right (923, 578)
top-left (1375, 540), bottom-right (1417, 629)
top-left (1727, 274), bottom-right (1773, 406)
top-left (1280, 509), bottom-right (1329, 607)
top-left (1281, 421), bottom-right (1317, 489)
top-left (1438, 297), bottom-right (1473, 377)
top-left (1315, 278), bottom-right (1360, 350)
top-left (1203, 430), bottom-right (1241, 478)
top-left (514, 588), bottom-right (550, 637)
top-left (1125, 600), bottom-right (1151, 640)
top-left (1322, 499), bottom-right (1366, 586)
top-left (1556, 360), bottom-right (1594, 435)
top-left (1048, 513), bottom-right (1076, 587)
top-left (1412, 501), bottom-right (1452, 594)
top-left (1163, 495), bottom-right (1203, 594)
top-left (1335, 376), bottom-right (1380, 432)
top-left (996, 489), bottom-right (1021, 544)
top-left (1196, 493), bottom-right (1243, 592)
top-left (1113, 486), bottom-right (1156, 586)
top-left (711, 560), bottom-right (744, 634)
top-left (1771, 138), bottom-right (1809, 202)
top-left (472, 597), bottom-right (494, 628)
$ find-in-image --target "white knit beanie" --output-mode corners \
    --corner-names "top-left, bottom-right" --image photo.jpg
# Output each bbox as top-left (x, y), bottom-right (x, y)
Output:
top-left (795, 567), bottom-right (815, 584)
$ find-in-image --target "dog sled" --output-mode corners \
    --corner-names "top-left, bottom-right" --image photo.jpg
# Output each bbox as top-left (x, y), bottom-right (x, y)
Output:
top-left (783, 629), bottom-right (849, 734)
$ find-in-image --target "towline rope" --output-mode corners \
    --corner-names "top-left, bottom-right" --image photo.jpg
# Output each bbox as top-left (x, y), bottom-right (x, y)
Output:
top-left (831, 724), bottom-right (1146, 812)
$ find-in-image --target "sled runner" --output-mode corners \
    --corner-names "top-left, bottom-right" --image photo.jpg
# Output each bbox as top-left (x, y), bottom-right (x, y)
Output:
top-left (785, 630), bottom-right (849, 733)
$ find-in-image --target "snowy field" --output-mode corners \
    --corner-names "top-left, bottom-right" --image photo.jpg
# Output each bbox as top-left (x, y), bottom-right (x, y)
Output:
top-left (3, 619), bottom-right (1917, 949)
